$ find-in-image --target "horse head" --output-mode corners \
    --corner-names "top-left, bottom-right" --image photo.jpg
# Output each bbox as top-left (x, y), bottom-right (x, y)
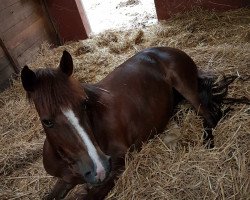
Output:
top-left (21, 51), bottom-right (111, 185)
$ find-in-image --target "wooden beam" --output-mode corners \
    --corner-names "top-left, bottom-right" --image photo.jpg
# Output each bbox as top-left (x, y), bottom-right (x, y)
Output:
top-left (41, 0), bottom-right (61, 45)
top-left (75, 0), bottom-right (91, 36)
top-left (0, 37), bottom-right (20, 73)
top-left (45, 0), bottom-right (90, 43)
top-left (0, 62), bottom-right (14, 85)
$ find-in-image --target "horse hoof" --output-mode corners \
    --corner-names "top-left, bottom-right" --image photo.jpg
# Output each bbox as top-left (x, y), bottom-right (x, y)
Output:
top-left (203, 139), bottom-right (214, 149)
top-left (42, 193), bottom-right (54, 200)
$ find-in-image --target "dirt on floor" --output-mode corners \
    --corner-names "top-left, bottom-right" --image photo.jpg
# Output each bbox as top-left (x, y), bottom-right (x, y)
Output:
top-left (0, 8), bottom-right (249, 200)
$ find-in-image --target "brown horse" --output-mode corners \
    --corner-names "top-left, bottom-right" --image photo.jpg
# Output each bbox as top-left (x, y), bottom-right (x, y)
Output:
top-left (21, 47), bottom-right (236, 199)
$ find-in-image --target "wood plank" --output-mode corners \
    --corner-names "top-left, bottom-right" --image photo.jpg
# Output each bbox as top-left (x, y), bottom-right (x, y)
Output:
top-left (10, 20), bottom-right (49, 67)
top-left (0, 55), bottom-right (11, 70)
top-left (17, 29), bottom-right (51, 66)
top-left (6, 18), bottom-right (45, 50)
top-left (17, 33), bottom-right (47, 66)
top-left (0, 64), bottom-right (14, 92)
top-left (0, 64), bottom-right (14, 84)
top-left (0, 0), bottom-right (20, 12)
top-left (18, 45), bottom-right (40, 66)
top-left (0, 38), bottom-right (20, 73)
top-left (0, 63), bottom-right (14, 80)
top-left (2, 8), bottom-right (41, 43)
top-left (0, 0), bottom-right (40, 33)
top-left (0, 79), bottom-right (12, 92)
top-left (0, 46), bottom-right (5, 58)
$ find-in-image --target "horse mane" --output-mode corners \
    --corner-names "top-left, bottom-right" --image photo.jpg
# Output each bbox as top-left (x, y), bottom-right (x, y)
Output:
top-left (27, 68), bottom-right (85, 115)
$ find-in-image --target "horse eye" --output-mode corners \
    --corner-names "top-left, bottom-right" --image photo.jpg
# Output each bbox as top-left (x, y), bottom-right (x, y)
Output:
top-left (42, 119), bottom-right (54, 128)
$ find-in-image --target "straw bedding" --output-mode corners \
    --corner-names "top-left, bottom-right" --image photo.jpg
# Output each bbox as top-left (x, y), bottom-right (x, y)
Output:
top-left (0, 8), bottom-right (249, 199)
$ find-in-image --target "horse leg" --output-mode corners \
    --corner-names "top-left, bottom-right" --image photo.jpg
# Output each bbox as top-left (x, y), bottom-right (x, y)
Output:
top-left (84, 157), bottom-right (124, 200)
top-left (170, 73), bottom-right (216, 148)
top-left (84, 170), bottom-right (122, 200)
top-left (182, 93), bottom-right (216, 148)
top-left (43, 179), bottom-right (76, 200)
top-left (84, 178), bottom-right (115, 200)
top-left (43, 139), bottom-right (78, 199)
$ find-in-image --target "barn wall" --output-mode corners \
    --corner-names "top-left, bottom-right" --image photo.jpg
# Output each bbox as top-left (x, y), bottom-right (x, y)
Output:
top-left (45, 0), bottom-right (91, 44)
top-left (0, 0), bottom-right (57, 92)
top-left (0, 46), bottom-right (14, 91)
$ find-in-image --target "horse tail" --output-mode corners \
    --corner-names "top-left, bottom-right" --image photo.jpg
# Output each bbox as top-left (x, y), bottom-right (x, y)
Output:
top-left (196, 75), bottom-right (229, 123)
top-left (173, 75), bottom-right (238, 109)
top-left (198, 73), bottom-right (250, 121)
top-left (198, 75), bottom-right (236, 105)
top-left (172, 72), bottom-right (249, 119)
top-left (198, 74), bottom-right (250, 104)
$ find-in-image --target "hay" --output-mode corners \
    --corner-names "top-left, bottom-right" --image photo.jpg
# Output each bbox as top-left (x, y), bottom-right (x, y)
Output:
top-left (0, 8), bottom-right (249, 199)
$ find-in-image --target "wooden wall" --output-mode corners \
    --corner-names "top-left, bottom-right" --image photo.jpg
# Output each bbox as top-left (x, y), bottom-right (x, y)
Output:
top-left (0, 0), bottom-right (57, 92)
top-left (46, 0), bottom-right (90, 43)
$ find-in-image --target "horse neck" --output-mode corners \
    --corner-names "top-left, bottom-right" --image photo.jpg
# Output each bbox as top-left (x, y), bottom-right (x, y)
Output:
top-left (84, 84), bottom-right (128, 159)
top-left (83, 84), bottom-right (114, 152)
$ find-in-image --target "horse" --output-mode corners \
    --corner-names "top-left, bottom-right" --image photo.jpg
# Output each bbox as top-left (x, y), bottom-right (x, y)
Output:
top-left (21, 47), bottom-right (237, 199)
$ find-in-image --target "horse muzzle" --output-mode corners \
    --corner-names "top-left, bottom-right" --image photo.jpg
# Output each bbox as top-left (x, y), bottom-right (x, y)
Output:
top-left (77, 155), bottom-right (111, 185)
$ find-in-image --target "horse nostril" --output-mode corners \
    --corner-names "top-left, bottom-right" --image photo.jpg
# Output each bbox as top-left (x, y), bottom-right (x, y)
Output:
top-left (84, 170), bottom-right (93, 179)
top-left (108, 156), bottom-right (111, 164)
top-left (104, 156), bottom-right (112, 172)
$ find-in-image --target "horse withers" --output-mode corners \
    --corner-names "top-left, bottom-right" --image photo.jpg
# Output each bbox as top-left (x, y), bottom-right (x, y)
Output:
top-left (21, 47), bottom-right (235, 199)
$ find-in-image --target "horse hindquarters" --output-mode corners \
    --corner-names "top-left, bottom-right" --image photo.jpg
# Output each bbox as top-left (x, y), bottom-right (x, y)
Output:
top-left (154, 49), bottom-right (217, 147)
top-left (169, 71), bottom-right (216, 147)
top-left (171, 71), bottom-right (237, 148)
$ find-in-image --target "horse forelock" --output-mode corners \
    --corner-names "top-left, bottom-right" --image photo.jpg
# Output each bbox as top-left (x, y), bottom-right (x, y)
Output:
top-left (27, 68), bottom-right (85, 115)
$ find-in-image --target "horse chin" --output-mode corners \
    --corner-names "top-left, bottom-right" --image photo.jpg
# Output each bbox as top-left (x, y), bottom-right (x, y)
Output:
top-left (89, 180), bottom-right (106, 187)
top-left (87, 171), bottom-right (112, 187)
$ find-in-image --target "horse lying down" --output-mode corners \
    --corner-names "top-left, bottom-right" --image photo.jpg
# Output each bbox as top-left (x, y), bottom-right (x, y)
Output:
top-left (21, 47), bottom-right (248, 199)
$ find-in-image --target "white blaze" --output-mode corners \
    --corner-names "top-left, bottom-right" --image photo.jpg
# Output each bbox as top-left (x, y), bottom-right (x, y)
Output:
top-left (62, 109), bottom-right (105, 180)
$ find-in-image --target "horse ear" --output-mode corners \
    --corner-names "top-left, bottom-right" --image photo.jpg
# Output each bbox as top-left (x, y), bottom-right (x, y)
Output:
top-left (21, 65), bottom-right (37, 92)
top-left (59, 50), bottom-right (73, 76)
